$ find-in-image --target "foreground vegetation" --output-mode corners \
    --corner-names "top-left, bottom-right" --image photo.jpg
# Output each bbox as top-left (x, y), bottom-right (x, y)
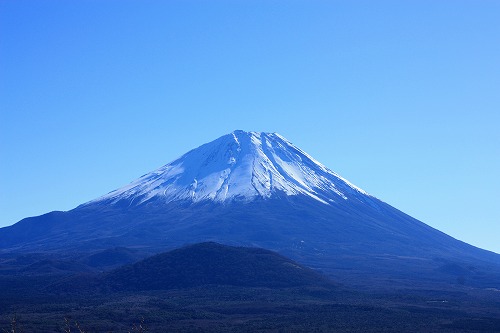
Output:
top-left (2, 243), bottom-right (500, 332)
top-left (2, 316), bottom-right (148, 333)
top-left (2, 286), bottom-right (500, 332)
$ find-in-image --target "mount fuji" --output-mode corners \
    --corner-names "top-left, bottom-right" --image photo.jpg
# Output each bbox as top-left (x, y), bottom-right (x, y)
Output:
top-left (1, 130), bottom-right (499, 288)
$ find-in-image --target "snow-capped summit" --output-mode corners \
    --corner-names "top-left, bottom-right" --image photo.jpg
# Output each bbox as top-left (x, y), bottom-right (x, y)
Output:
top-left (86, 130), bottom-right (370, 207)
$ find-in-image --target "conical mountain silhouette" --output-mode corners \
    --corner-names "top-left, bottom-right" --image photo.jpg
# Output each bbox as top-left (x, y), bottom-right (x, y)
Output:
top-left (1, 130), bottom-right (499, 288)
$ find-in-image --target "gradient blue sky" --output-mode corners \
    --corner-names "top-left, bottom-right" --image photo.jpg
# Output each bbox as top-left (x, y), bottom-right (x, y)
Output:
top-left (1, 1), bottom-right (499, 253)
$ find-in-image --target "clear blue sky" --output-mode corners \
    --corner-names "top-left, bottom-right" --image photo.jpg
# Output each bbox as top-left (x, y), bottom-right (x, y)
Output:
top-left (1, 1), bottom-right (499, 253)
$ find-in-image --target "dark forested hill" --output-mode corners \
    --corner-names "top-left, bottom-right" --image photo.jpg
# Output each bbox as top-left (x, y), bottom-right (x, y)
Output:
top-left (104, 242), bottom-right (333, 290)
